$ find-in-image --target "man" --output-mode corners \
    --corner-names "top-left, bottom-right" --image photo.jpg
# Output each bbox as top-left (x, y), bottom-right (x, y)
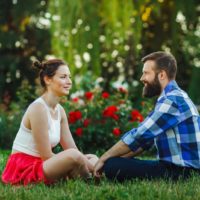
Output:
top-left (94, 51), bottom-right (200, 181)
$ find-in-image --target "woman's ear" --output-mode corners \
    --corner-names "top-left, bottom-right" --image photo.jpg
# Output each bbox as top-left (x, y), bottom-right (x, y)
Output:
top-left (44, 76), bottom-right (52, 86)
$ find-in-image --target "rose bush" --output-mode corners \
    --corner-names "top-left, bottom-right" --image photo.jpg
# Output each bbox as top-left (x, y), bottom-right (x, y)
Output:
top-left (62, 84), bottom-right (152, 153)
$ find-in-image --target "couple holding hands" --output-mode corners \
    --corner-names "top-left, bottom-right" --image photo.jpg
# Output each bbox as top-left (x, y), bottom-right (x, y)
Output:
top-left (2, 51), bottom-right (200, 185)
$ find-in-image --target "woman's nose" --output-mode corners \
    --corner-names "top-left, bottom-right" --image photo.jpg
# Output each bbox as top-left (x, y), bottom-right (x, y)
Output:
top-left (67, 77), bottom-right (72, 82)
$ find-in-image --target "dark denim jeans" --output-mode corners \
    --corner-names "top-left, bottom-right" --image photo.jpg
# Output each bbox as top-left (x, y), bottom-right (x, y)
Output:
top-left (103, 157), bottom-right (199, 182)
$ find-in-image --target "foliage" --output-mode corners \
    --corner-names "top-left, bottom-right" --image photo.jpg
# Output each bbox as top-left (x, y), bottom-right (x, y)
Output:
top-left (62, 76), bottom-right (153, 153)
top-left (0, 0), bottom-right (50, 103)
top-left (0, 72), bottom-right (154, 152)
top-left (182, 20), bottom-right (200, 104)
top-left (1, 0), bottom-right (200, 104)
top-left (48, 0), bottom-right (200, 102)
top-left (48, 0), bottom-right (144, 89)
top-left (0, 108), bottom-right (22, 149)
top-left (0, 81), bottom-right (36, 149)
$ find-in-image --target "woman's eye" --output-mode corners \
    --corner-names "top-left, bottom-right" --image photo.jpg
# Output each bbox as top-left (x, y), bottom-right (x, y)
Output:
top-left (60, 76), bottom-right (71, 79)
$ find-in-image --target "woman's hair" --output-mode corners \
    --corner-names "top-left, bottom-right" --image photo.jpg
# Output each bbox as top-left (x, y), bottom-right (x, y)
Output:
top-left (141, 51), bottom-right (177, 80)
top-left (33, 59), bottom-right (66, 88)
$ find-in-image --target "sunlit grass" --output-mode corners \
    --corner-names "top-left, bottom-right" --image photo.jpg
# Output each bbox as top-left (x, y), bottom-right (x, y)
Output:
top-left (1, 150), bottom-right (200, 200)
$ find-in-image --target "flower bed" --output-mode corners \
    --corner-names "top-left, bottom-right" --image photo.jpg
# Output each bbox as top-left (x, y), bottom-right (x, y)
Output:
top-left (62, 85), bottom-right (152, 153)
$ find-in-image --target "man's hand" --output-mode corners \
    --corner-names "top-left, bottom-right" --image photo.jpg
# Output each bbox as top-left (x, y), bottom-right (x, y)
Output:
top-left (93, 140), bottom-right (132, 178)
top-left (93, 159), bottom-right (105, 178)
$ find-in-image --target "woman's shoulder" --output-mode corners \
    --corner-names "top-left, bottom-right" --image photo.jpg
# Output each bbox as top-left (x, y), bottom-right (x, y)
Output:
top-left (28, 98), bottom-right (47, 114)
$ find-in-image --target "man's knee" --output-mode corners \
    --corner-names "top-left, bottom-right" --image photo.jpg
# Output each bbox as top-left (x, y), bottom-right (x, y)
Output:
top-left (103, 157), bottom-right (122, 179)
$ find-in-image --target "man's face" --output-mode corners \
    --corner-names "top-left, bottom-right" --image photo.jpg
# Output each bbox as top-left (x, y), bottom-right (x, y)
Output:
top-left (140, 60), bottom-right (162, 98)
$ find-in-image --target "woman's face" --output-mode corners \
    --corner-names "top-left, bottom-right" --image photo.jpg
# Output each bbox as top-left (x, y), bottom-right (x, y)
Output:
top-left (47, 65), bottom-right (72, 97)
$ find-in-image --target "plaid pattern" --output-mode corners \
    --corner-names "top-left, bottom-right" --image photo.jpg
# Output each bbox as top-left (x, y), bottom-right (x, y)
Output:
top-left (122, 80), bottom-right (200, 169)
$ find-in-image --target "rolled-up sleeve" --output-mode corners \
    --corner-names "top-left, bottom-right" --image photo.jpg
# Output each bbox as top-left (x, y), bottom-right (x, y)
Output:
top-left (121, 98), bottom-right (180, 152)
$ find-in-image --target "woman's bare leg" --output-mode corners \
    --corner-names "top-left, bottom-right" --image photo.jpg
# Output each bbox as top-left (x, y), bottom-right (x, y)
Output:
top-left (43, 148), bottom-right (90, 181)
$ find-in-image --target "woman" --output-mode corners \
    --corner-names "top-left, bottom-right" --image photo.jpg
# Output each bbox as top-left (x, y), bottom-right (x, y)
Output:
top-left (1, 59), bottom-right (98, 185)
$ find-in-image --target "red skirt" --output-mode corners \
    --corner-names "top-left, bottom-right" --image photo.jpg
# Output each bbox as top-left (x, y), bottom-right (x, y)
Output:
top-left (1, 152), bottom-right (51, 186)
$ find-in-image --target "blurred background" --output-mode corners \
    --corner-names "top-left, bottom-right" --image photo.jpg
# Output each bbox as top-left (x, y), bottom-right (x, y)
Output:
top-left (0, 0), bottom-right (200, 151)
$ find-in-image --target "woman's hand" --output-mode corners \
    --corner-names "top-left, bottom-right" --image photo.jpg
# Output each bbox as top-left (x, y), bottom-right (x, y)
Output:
top-left (84, 154), bottom-right (99, 172)
top-left (85, 154), bottom-right (98, 160)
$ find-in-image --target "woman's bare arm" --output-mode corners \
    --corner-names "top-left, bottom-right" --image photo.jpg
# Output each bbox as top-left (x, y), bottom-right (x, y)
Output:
top-left (59, 106), bottom-right (78, 150)
top-left (27, 103), bottom-right (54, 160)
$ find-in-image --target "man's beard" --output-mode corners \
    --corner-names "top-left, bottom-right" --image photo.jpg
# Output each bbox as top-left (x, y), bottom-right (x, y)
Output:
top-left (142, 74), bottom-right (162, 98)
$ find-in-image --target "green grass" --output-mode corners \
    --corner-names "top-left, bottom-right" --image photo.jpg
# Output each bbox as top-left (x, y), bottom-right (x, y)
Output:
top-left (1, 150), bottom-right (200, 200)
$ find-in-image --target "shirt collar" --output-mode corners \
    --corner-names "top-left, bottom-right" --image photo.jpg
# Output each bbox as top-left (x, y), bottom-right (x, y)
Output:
top-left (157, 80), bottom-right (178, 101)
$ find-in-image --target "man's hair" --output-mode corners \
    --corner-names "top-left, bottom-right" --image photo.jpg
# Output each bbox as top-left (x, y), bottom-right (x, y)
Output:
top-left (141, 51), bottom-right (177, 80)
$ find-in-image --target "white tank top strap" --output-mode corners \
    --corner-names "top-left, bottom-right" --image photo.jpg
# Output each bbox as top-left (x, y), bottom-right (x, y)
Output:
top-left (33, 97), bottom-right (61, 122)
top-left (57, 104), bottom-right (61, 121)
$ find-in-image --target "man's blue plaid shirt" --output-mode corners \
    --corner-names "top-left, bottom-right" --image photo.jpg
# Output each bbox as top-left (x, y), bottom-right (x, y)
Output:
top-left (122, 80), bottom-right (200, 169)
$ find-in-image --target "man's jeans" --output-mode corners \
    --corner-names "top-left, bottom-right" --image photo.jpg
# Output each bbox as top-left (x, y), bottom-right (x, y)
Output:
top-left (103, 157), bottom-right (199, 182)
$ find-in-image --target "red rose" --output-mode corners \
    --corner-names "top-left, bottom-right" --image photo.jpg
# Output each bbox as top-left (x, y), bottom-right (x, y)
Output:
top-left (75, 110), bottom-right (82, 120)
top-left (68, 110), bottom-right (82, 124)
top-left (103, 105), bottom-right (119, 121)
top-left (75, 128), bottom-right (83, 137)
top-left (83, 118), bottom-right (90, 127)
top-left (85, 92), bottom-right (93, 100)
top-left (102, 92), bottom-right (110, 99)
top-left (112, 128), bottom-right (121, 136)
top-left (118, 87), bottom-right (128, 94)
top-left (68, 111), bottom-right (76, 124)
top-left (72, 97), bottom-right (79, 103)
top-left (130, 109), bottom-right (144, 122)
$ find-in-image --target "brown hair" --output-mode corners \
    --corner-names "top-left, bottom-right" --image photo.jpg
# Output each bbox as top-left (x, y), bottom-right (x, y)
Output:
top-left (141, 51), bottom-right (177, 80)
top-left (33, 59), bottom-right (66, 88)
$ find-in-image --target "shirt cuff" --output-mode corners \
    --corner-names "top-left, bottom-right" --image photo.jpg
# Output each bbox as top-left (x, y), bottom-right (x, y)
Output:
top-left (121, 129), bottom-right (140, 151)
top-left (121, 129), bottom-right (154, 151)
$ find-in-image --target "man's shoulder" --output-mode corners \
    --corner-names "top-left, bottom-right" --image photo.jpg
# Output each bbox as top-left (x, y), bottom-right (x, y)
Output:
top-left (160, 88), bottom-right (199, 115)
top-left (163, 86), bottom-right (188, 104)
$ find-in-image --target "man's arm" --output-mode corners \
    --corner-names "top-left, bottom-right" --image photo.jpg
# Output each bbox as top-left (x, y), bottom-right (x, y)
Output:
top-left (94, 97), bottom-right (180, 177)
top-left (121, 147), bottom-right (143, 158)
top-left (94, 141), bottom-right (143, 177)
top-left (122, 98), bottom-right (179, 152)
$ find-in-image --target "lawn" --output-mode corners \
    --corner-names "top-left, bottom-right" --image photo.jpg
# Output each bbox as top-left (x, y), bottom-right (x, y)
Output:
top-left (1, 150), bottom-right (200, 200)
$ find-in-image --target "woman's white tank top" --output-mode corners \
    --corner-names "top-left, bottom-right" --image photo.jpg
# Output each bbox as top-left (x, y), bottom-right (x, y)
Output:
top-left (12, 97), bottom-right (61, 157)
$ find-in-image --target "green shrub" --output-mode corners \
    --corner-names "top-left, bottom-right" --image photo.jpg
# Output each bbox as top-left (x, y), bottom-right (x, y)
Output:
top-left (0, 80), bottom-right (36, 149)
top-left (0, 109), bottom-right (22, 149)
top-left (62, 82), bottom-right (153, 153)
top-left (0, 77), bottom-right (153, 152)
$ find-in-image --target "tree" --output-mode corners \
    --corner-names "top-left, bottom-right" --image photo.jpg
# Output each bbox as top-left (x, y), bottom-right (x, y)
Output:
top-left (0, 0), bottom-right (51, 106)
top-left (48, 0), bottom-right (200, 104)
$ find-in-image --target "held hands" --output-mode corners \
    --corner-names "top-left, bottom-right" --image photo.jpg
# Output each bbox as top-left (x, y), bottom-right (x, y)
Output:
top-left (85, 154), bottom-right (98, 160)
top-left (85, 154), bottom-right (99, 166)
top-left (84, 154), bottom-right (105, 179)
top-left (84, 154), bottom-right (99, 173)
top-left (93, 159), bottom-right (105, 178)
